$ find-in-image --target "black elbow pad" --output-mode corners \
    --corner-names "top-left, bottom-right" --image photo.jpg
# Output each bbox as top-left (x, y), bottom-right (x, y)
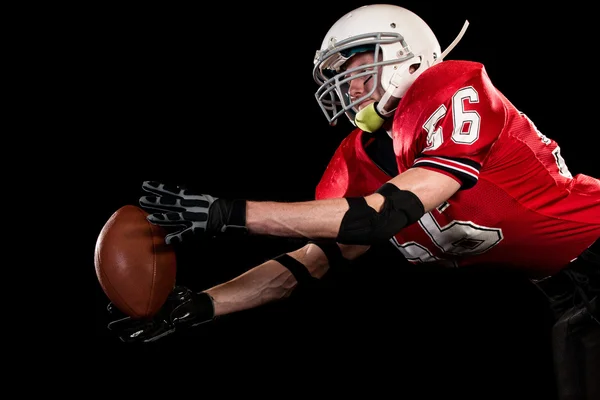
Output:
top-left (336, 183), bottom-right (425, 245)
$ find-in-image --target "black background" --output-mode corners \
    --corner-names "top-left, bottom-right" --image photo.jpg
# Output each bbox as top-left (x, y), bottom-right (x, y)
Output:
top-left (88, 2), bottom-right (597, 397)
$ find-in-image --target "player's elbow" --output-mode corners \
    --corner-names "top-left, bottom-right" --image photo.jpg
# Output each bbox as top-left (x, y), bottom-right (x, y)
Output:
top-left (336, 183), bottom-right (425, 245)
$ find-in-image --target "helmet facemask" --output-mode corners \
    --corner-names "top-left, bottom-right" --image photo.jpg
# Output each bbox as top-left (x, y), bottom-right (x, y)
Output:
top-left (313, 32), bottom-right (416, 127)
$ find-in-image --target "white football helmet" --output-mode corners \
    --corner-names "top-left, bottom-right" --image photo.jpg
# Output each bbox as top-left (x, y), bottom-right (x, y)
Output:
top-left (313, 4), bottom-right (466, 127)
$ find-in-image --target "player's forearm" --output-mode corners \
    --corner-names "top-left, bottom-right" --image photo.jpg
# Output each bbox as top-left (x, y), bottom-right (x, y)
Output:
top-left (204, 243), bottom-right (369, 317)
top-left (245, 196), bottom-right (384, 238)
top-left (204, 244), bottom-right (329, 316)
top-left (204, 259), bottom-right (295, 316)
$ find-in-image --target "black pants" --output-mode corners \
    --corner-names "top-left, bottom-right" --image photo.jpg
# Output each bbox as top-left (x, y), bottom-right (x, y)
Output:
top-left (534, 240), bottom-right (600, 400)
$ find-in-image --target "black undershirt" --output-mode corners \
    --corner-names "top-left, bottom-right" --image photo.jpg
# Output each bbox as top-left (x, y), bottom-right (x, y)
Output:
top-left (361, 129), bottom-right (398, 177)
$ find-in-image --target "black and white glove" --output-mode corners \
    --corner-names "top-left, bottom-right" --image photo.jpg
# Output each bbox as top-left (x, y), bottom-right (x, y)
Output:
top-left (139, 181), bottom-right (248, 245)
top-left (107, 286), bottom-right (215, 343)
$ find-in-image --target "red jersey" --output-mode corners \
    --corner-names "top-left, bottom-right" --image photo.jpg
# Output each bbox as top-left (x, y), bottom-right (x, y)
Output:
top-left (316, 60), bottom-right (600, 278)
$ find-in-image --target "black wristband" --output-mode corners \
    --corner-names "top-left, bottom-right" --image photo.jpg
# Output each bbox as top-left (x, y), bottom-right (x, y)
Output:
top-left (208, 198), bottom-right (248, 235)
top-left (190, 292), bottom-right (216, 325)
top-left (309, 240), bottom-right (348, 270)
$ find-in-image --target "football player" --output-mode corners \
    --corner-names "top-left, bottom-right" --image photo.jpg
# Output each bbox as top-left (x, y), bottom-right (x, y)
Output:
top-left (107, 4), bottom-right (599, 399)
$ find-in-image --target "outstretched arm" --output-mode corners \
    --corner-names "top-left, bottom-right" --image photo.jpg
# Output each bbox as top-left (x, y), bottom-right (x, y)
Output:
top-left (140, 167), bottom-right (460, 245)
top-left (107, 242), bottom-right (370, 343)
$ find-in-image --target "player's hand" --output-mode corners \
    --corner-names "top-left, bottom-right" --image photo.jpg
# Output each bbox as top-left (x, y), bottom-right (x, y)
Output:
top-left (139, 181), bottom-right (248, 244)
top-left (106, 286), bottom-right (215, 343)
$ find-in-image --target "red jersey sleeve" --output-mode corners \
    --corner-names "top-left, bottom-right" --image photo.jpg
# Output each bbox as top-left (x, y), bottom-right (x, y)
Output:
top-left (395, 61), bottom-right (507, 190)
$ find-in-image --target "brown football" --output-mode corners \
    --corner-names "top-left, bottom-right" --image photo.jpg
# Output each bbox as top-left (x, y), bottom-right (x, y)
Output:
top-left (94, 204), bottom-right (177, 318)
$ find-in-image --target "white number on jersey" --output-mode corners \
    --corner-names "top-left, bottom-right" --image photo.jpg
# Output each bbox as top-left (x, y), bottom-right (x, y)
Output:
top-left (390, 212), bottom-right (503, 267)
top-left (423, 86), bottom-right (482, 152)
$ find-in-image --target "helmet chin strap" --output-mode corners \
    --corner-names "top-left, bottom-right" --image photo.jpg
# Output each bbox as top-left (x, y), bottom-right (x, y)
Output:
top-left (354, 20), bottom-right (470, 133)
top-left (377, 61), bottom-right (416, 118)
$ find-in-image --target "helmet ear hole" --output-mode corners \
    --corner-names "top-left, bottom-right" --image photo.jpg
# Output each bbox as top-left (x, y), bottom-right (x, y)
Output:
top-left (408, 56), bottom-right (423, 73)
top-left (409, 62), bottom-right (421, 74)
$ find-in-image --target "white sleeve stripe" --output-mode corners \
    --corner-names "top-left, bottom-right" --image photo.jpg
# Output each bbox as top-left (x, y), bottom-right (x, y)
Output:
top-left (414, 156), bottom-right (480, 174)
top-left (413, 159), bottom-right (479, 180)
